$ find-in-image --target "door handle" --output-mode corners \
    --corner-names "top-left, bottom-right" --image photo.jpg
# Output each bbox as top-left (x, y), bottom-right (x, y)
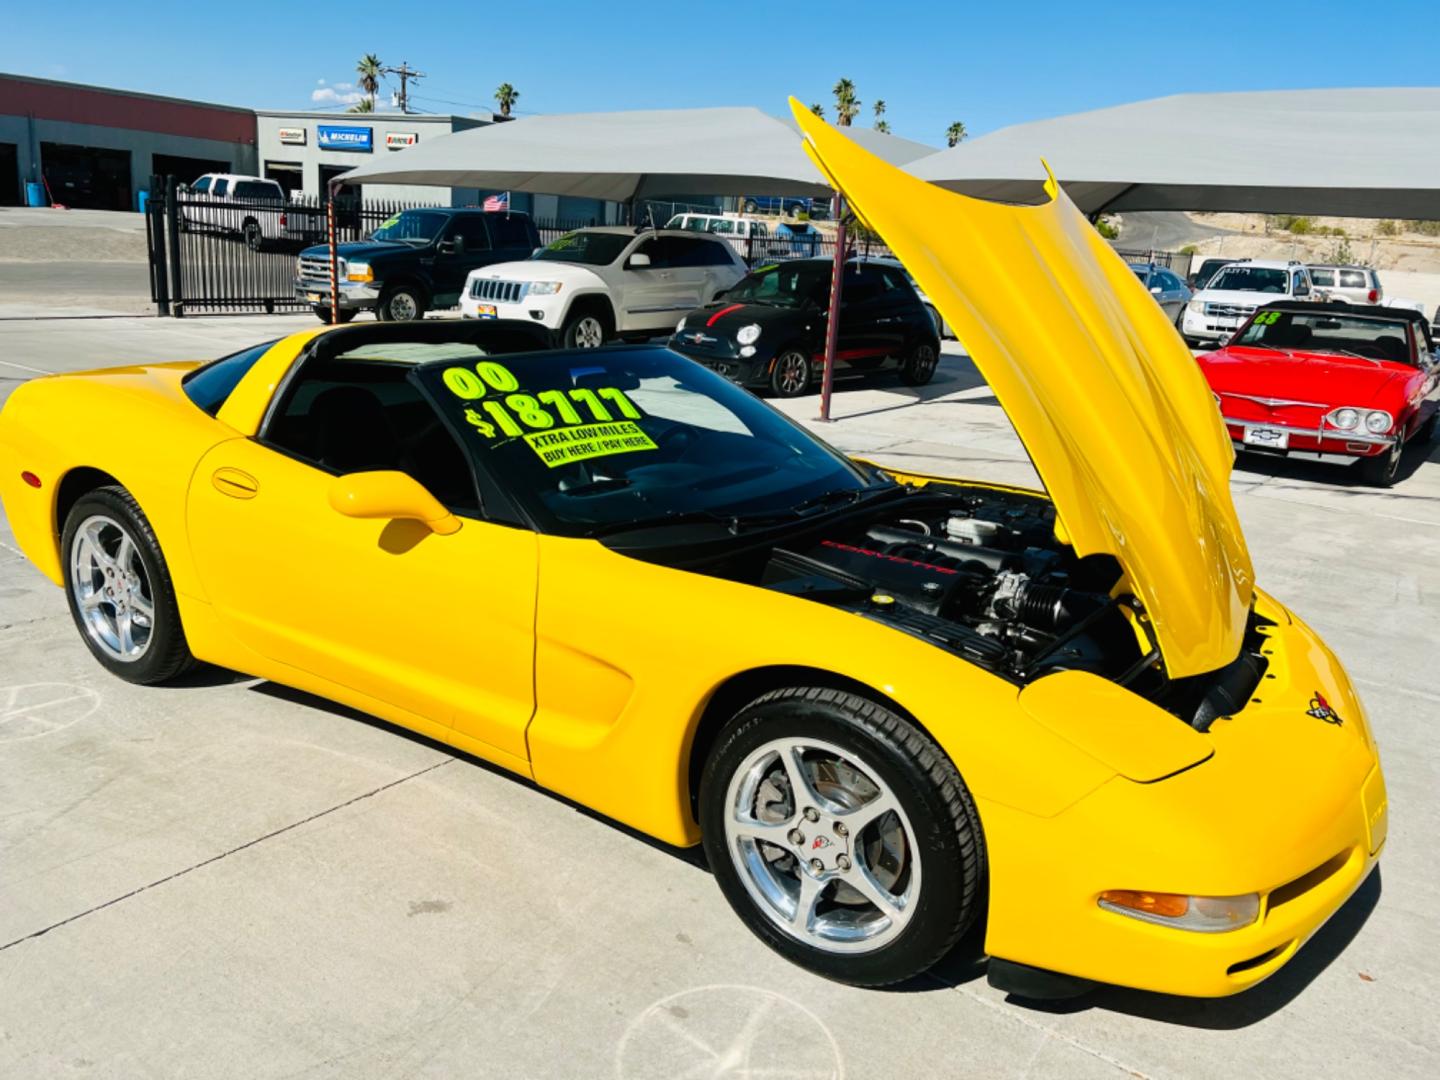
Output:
top-left (212, 467), bottom-right (259, 499)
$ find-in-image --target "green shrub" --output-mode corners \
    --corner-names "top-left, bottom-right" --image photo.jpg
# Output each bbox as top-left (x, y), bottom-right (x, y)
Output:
top-left (1376, 219), bottom-right (1400, 237)
top-left (1095, 218), bottom-right (1119, 240)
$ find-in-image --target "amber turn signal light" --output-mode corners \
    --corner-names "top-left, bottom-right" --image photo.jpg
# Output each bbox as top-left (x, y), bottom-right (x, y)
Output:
top-left (1099, 889), bottom-right (1189, 918)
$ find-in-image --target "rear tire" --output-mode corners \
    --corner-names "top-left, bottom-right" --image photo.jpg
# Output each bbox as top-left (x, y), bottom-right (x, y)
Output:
top-left (901, 340), bottom-right (940, 386)
top-left (60, 486), bottom-right (196, 685)
top-left (699, 686), bottom-right (985, 987)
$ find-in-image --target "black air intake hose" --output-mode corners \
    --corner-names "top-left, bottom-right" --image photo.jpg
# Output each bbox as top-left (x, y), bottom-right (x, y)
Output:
top-left (1006, 582), bottom-right (1102, 632)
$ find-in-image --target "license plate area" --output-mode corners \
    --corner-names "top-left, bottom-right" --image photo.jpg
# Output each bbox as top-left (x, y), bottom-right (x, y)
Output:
top-left (1243, 425), bottom-right (1289, 450)
top-left (475, 303), bottom-right (497, 319)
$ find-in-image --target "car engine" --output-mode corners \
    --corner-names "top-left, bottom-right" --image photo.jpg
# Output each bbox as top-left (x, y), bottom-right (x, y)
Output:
top-left (759, 488), bottom-right (1144, 683)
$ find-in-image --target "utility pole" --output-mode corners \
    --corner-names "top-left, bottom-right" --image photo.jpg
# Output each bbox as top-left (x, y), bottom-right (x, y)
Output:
top-left (383, 61), bottom-right (425, 114)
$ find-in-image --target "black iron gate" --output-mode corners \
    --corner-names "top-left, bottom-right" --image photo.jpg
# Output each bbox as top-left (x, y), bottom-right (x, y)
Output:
top-left (144, 175), bottom-right (436, 316)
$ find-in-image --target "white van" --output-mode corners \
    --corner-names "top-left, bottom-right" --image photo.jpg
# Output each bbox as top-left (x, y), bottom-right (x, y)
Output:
top-left (664, 213), bottom-right (770, 258)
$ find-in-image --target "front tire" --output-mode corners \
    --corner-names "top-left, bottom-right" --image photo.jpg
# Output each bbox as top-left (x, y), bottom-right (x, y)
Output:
top-left (1358, 440), bottom-right (1401, 487)
top-left (312, 305), bottom-right (356, 324)
top-left (901, 340), bottom-right (940, 386)
top-left (377, 285), bottom-right (426, 322)
top-left (699, 686), bottom-right (985, 987)
top-left (61, 486), bottom-right (196, 685)
top-left (769, 348), bottom-right (812, 397)
top-left (561, 308), bottom-right (610, 348)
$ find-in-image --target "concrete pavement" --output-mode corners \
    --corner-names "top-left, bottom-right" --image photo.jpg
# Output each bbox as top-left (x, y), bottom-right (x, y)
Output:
top-left (1, 313), bottom-right (1436, 1079)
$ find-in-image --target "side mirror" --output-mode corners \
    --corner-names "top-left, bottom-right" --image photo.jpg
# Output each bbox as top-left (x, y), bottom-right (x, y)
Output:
top-left (439, 236), bottom-right (464, 255)
top-left (328, 471), bottom-right (461, 535)
top-left (627, 252), bottom-right (652, 268)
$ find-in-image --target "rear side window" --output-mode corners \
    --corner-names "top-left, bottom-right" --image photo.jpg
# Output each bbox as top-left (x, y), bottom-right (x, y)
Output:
top-left (666, 237), bottom-right (734, 267)
top-left (1339, 270), bottom-right (1368, 288)
top-left (212, 178), bottom-right (230, 197)
top-left (182, 340), bottom-right (278, 416)
top-left (234, 181), bottom-right (282, 202)
top-left (489, 215), bottom-right (535, 248)
top-left (1310, 268), bottom-right (1335, 286)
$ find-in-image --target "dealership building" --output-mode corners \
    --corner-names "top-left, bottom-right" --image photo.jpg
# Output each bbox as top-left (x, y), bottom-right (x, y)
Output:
top-left (0, 72), bottom-right (618, 222)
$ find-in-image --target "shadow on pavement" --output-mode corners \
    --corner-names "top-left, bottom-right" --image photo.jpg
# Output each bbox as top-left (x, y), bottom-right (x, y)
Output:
top-left (1234, 432), bottom-right (1437, 489)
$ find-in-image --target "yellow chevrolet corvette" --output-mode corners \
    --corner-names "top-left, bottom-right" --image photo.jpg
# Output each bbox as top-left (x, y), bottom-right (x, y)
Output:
top-left (0, 106), bottom-right (1385, 999)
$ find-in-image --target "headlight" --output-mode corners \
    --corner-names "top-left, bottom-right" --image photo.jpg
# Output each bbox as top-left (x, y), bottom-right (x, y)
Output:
top-left (1099, 890), bottom-right (1260, 933)
top-left (345, 261), bottom-right (372, 283)
top-left (736, 323), bottom-right (762, 345)
top-left (1187, 299), bottom-right (1204, 313)
top-left (1365, 409), bottom-right (1393, 434)
top-left (1328, 407), bottom-right (1360, 431)
top-left (529, 281), bottom-right (563, 295)
top-left (676, 317), bottom-right (687, 333)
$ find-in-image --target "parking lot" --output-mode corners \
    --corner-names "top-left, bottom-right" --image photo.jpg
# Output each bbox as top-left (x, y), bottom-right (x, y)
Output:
top-left (1, 308), bottom-right (1436, 1079)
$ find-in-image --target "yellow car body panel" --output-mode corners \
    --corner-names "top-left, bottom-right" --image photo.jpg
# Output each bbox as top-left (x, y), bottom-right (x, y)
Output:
top-left (0, 120), bottom-right (1385, 999)
top-left (790, 99), bottom-right (1253, 679)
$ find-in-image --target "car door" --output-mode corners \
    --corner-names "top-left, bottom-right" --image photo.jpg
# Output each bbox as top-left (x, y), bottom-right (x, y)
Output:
top-left (432, 215), bottom-right (492, 306)
top-left (837, 265), bottom-right (904, 369)
top-left (185, 353), bottom-right (538, 766)
top-left (618, 236), bottom-right (683, 332)
top-left (1153, 270), bottom-right (1187, 319)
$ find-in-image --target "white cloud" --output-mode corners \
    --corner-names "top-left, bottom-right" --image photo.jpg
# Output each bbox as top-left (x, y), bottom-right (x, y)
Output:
top-left (312, 85), bottom-right (364, 105)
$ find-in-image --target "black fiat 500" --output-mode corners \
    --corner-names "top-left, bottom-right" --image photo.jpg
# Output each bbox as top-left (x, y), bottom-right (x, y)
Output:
top-left (668, 258), bottom-right (942, 397)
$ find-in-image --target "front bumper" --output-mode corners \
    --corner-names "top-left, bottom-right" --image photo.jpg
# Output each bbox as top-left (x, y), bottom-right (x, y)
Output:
top-left (982, 596), bottom-right (1385, 997)
top-left (1182, 308), bottom-right (1241, 340)
top-left (1223, 414), bottom-right (1395, 461)
top-left (669, 343), bottom-right (770, 388)
top-left (294, 278), bottom-right (379, 311)
top-left (458, 293), bottom-right (561, 328)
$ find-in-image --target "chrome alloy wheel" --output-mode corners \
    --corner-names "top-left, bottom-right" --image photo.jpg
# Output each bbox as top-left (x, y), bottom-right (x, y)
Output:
top-left (723, 737), bottom-right (920, 953)
top-left (774, 351), bottom-right (809, 395)
top-left (69, 514), bottom-right (154, 663)
top-left (573, 315), bottom-right (605, 348)
top-left (387, 291), bottom-right (419, 321)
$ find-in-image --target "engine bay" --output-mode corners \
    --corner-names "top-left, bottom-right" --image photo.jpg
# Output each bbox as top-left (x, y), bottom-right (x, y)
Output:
top-left (758, 485), bottom-right (1147, 683)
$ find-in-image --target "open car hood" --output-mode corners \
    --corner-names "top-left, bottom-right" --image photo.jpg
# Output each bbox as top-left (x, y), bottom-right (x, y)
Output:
top-left (790, 100), bottom-right (1254, 678)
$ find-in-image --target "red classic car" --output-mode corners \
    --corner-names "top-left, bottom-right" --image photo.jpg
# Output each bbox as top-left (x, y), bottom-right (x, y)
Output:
top-left (1196, 300), bottom-right (1439, 486)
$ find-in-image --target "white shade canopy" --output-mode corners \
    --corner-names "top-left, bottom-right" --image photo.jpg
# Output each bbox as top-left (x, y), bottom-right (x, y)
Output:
top-left (908, 88), bottom-right (1440, 218)
top-left (338, 106), bottom-right (935, 202)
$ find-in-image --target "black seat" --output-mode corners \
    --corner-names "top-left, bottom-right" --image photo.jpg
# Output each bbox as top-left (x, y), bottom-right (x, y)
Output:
top-left (309, 386), bottom-right (401, 473)
top-left (1372, 335), bottom-right (1408, 363)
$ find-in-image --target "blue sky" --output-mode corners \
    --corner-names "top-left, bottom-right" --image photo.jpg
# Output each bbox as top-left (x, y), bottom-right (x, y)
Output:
top-left (6, 0), bottom-right (1435, 147)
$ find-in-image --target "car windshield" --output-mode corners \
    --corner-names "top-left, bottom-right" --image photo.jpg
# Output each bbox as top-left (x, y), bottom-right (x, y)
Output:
top-left (414, 346), bottom-right (885, 538)
top-left (1207, 266), bottom-right (1289, 294)
top-left (532, 231), bottom-right (631, 266)
top-left (1234, 310), bottom-right (1414, 364)
top-left (724, 262), bottom-right (831, 308)
top-left (371, 210), bottom-right (448, 245)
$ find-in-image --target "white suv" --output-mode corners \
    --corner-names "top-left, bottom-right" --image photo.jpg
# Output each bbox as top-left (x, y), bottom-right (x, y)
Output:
top-left (459, 227), bottom-right (747, 347)
top-left (183, 173), bottom-right (288, 251)
top-left (1180, 259), bottom-right (1316, 345)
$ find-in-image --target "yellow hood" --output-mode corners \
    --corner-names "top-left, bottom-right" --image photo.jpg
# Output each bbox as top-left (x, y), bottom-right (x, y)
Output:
top-left (789, 99), bottom-right (1253, 678)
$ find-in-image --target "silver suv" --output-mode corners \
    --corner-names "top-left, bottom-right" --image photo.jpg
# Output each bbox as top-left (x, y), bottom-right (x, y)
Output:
top-left (1308, 264), bottom-right (1383, 305)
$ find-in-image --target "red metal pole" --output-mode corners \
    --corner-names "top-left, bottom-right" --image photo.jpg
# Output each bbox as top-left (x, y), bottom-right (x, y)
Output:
top-left (326, 179), bottom-right (341, 326)
top-left (818, 193), bottom-right (846, 423)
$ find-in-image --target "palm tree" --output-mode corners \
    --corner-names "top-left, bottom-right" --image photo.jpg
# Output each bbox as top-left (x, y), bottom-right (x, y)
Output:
top-left (833, 78), bottom-right (860, 127)
top-left (356, 54), bottom-right (383, 111)
top-left (873, 99), bottom-right (890, 136)
top-left (347, 98), bottom-right (375, 114)
top-left (495, 83), bottom-right (520, 118)
top-left (809, 102), bottom-right (826, 119)
top-left (874, 120), bottom-right (890, 134)
top-left (946, 120), bottom-right (968, 147)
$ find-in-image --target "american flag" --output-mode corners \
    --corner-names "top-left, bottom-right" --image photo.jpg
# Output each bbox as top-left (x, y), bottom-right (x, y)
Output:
top-left (483, 191), bottom-right (510, 212)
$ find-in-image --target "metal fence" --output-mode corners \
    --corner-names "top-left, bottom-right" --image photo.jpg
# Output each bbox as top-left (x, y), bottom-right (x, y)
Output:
top-left (144, 176), bottom-right (601, 316)
top-left (1113, 247), bottom-right (1185, 271)
top-left (143, 175), bottom-right (897, 316)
